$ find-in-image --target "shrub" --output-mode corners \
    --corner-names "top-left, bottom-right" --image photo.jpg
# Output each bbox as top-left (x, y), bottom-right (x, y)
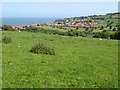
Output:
top-left (114, 31), bottom-right (120, 40)
top-left (30, 41), bottom-right (55, 55)
top-left (100, 31), bottom-right (111, 39)
top-left (2, 36), bottom-right (12, 43)
top-left (76, 26), bottom-right (79, 30)
top-left (112, 28), bottom-right (116, 31)
top-left (2, 24), bottom-right (14, 31)
top-left (100, 26), bottom-right (104, 30)
top-left (110, 34), bottom-right (115, 39)
top-left (81, 32), bottom-right (87, 37)
top-left (109, 26), bottom-right (112, 29)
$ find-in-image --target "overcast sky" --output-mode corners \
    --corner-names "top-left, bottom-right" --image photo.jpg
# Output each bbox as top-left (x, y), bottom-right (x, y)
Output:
top-left (1, 1), bottom-right (118, 18)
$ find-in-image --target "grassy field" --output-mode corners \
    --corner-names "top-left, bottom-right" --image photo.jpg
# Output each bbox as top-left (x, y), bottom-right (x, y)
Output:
top-left (37, 26), bottom-right (116, 34)
top-left (38, 26), bottom-right (85, 32)
top-left (38, 26), bottom-right (67, 32)
top-left (2, 31), bottom-right (118, 88)
top-left (95, 19), bottom-right (118, 27)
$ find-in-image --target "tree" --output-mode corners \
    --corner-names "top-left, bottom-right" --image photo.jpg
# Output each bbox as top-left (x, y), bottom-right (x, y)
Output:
top-left (77, 32), bottom-right (81, 36)
top-left (107, 24), bottom-right (109, 27)
top-left (25, 26), bottom-right (27, 28)
top-left (109, 16), bottom-right (112, 19)
top-left (107, 21), bottom-right (110, 23)
top-left (115, 25), bottom-right (118, 27)
top-left (117, 25), bottom-right (120, 31)
top-left (112, 28), bottom-right (116, 31)
top-left (67, 31), bottom-right (73, 36)
top-left (2, 24), bottom-right (14, 31)
top-left (85, 27), bottom-right (89, 31)
top-left (89, 20), bottom-right (92, 22)
top-left (100, 26), bottom-right (104, 30)
top-left (110, 33), bottom-right (115, 39)
top-left (91, 28), bottom-right (94, 32)
top-left (110, 22), bottom-right (113, 24)
top-left (76, 26), bottom-right (79, 30)
top-left (109, 26), bottom-right (112, 29)
top-left (101, 31), bottom-right (111, 39)
top-left (114, 31), bottom-right (120, 39)
top-left (37, 24), bottom-right (40, 26)
top-left (69, 32), bottom-right (74, 36)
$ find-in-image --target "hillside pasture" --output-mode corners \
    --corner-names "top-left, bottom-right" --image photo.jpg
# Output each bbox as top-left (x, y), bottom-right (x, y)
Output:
top-left (2, 31), bottom-right (118, 88)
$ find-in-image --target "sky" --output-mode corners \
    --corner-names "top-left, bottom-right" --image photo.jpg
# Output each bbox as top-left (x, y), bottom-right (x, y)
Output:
top-left (1, 2), bottom-right (118, 18)
top-left (0, 0), bottom-right (119, 2)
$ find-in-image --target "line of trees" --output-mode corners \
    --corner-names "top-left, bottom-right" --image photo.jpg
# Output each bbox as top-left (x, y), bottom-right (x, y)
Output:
top-left (21, 27), bottom-right (88, 37)
top-left (94, 30), bottom-right (120, 40)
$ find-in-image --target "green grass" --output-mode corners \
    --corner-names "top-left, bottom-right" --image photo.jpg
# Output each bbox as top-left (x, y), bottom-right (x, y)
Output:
top-left (37, 25), bottom-right (117, 34)
top-left (97, 23), bottom-right (107, 25)
top-left (2, 31), bottom-right (118, 88)
top-left (38, 26), bottom-right (87, 32)
top-left (92, 29), bottom-right (103, 33)
top-left (37, 26), bottom-right (67, 32)
top-left (95, 19), bottom-right (118, 27)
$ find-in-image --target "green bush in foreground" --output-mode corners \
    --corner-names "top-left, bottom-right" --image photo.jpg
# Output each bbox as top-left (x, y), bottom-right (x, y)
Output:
top-left (2, 36), bottom-right (12, 43)
top-left (30, 41), bottom-right (55, 55)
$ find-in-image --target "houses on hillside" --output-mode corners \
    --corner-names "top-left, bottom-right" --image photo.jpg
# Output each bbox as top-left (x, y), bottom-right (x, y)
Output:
top-left (41, 17), bottom-right (106, 28)
top-left (11, 16), bottom-right (107, 29)
top-left (12, 24), bottom-right (38, 29)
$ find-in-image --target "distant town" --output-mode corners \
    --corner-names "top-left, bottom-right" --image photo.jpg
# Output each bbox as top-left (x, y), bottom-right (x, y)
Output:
top-left (11, 16), bottom-right (107, 30)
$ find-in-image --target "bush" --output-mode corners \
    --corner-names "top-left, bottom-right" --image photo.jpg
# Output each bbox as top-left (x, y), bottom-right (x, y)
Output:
top-left (109, 26), bottom-right (112, 29)
top-left (112, 28), bottom-right (116, 31)
top-left (2, 24), bottom-right (14, 31)
top-left (101, 31), bottom-right (111, 39)
top-left (114, 31), bottom-right (120, 40)
top-left (2, 36), bottom-right (12, 43)
top-left (30, 41), bottom-right (55, 55)
top-left (94, 34), bottom-right (100, 38)
top-left (81, 32), bottom-right (87, 37)
top-left (76, 26), bottom-right (79, 30)
top-left (100, 26), bottom-right (104, 30)
top-left (110, 34), bottom-right (115, 39)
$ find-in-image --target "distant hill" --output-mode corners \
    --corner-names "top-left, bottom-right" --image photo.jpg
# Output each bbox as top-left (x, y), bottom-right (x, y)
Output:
top-left (56, 12), bottom-right (119, 22)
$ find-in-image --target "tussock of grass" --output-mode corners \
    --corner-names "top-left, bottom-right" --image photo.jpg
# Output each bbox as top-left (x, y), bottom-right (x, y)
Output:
top-left (2, 36), bottom-right (12, 43)
top-left (30, 41), bottom-right (55, 55)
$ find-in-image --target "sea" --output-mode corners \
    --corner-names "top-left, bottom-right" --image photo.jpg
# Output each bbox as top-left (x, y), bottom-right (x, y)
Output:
top-left (1, 17), bottom-right (61, 26)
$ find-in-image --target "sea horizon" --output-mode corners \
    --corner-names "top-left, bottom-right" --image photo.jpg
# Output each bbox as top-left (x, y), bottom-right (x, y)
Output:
top-left (1, 17), bottom-right (62, 26)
